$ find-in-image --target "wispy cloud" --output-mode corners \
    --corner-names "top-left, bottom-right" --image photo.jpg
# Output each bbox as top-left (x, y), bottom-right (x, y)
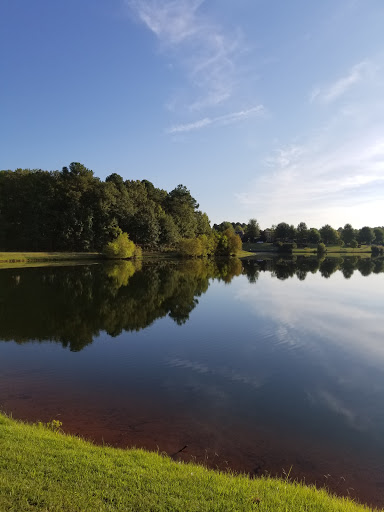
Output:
top-left (237, 57), bottom-right (384, 228)
top-left (310, 61), bottom-right (373, 103)
top-left (237, 133), bottom-right (384, 228)
top-left (167, 105), bottom-right (263, 133)
top-left (127, 0), bottom-right (246, 112)
top-left (128, 0), bottom-right (205, 44)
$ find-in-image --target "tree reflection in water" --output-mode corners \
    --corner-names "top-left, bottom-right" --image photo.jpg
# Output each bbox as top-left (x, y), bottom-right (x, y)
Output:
top-left (0, 258), bottom-right (242, 351)
top-left (1, 256), bottom-right (382, 351)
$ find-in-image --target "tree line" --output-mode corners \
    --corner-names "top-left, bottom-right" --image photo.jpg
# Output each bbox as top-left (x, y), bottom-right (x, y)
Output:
top-left (0, 163), bottom-right (212, 252)
top-left (214, 219), bottom-right (384, 246)
top-left (2, 163), bottom-right (380, 255)
top-left (0, 163), bottom-right (245, 257)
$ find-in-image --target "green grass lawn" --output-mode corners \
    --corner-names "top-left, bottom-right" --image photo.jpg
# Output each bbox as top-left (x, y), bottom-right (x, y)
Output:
top-left (293, 244), bottom-right (373, 254)
top-left (0, 252), bottom-right (102, 268)
top-left (0, 413), bottom-right (378, 512)
top-left (237, 249), bottom-right (255, 257)
top-left (242, 242), bottom-right (277, 253)
top-left (241, 243), bottom-right (375, 255)
top-left (0, 252), bottom-right (101, 263)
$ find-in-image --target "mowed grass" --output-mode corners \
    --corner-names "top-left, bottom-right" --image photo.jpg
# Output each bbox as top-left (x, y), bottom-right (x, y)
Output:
top-left (242, 242), bottom-right (277, 253)
top-left (242, 243), bottom-right (375, 254)
top-left (293, 244), bottom-right (373, 254)
top-left (0, 252), bottom-right (101, 267)
top-left (0, 414), bottom-right (378, 512)
top-left (237, 249), bottom-right (255, 257)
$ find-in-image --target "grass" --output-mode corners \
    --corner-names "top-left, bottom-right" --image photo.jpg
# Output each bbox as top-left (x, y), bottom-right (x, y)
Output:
top-left (237, 249), bottom-right (255, 257)
top-left (242, 242), bottom-right (277, 253)
top-left (0, 252), bottom-right (102, 269)
top-left (142, 250), bottom-right (181, 259)
top-left (293, 244), bottom-right (373, 254)
top-left (0, 252), bottom-right (101, 264)
top-left (0, 413), bottom-right (378, 512)
top-left (241, 243), bottom-right (376, 255)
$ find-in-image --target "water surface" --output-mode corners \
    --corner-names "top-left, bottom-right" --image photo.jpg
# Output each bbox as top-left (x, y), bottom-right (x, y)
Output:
top-left (1, 257), bottom-right (384, 506)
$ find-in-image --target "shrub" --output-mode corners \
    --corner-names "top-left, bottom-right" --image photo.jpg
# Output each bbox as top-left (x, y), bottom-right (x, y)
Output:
top-left (102, 232), bottom-right (136, 259)
top-left (371, 245), bottom-right (384, 257)
top-left (179, 238), bottom-right (203, 257)
top-left (317, 242), bottom-right (326, 255)
top-left (277, 242), bottom-right (296, 253)
top-left (133, 245), bottom-right (142, 259)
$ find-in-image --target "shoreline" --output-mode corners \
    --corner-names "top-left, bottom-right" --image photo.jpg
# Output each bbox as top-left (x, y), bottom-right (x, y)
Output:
top-left (0, 412), bottom-right (378, 511)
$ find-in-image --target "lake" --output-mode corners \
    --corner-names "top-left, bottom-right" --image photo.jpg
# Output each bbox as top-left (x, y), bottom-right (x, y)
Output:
top-left (0, 256), bottom-right (383, 507)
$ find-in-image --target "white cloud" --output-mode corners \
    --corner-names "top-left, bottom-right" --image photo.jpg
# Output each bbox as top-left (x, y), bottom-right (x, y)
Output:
top-left (128, 0), bottom-right (205, 44)
top-left (237, 58), bottom-right (384, 228)
top-left (167, 105), bottom-right (263, 133)
top-left (127, 0), bottom-right (246, 112)
top-left (310, 61), bottom-right (374, 104)
top-left (237, 131), bottom-right (384, 228)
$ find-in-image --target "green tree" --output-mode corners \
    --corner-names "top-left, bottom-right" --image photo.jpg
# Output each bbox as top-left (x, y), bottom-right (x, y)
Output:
top-left (165, 185), bottom-right (198, 238)
top-left (246, 218), bottom-right (260, 241)
top-left (341, 223), bottom-right (355, 245)
top-left (178, 238), bottom-right (203, 257)
top-left (198, 234), bottom-right (217, 257)
top-left (317, 242), bottom-right (326, 256)
top-left (159, 213), bottom-right (180, 247)
top-left (288, 224), bottom-right (297, 240)
top-left (308, 228), bottom-right (321, 244)
top-left (373, 227), bottom-right (384, 245)
top-left (275, 222), bottom-right (290, 241)
top-left (195, 211), bottom-right (211, 235)
top-left (358, 226), bottom-right (374, 245)
top-left (320, 224), bottom-right (339, 245)
top-left (296, 222), bottom-right (308, 243)
top-left (218, 229), bottom-right (242, 256)
top-left (213, 221), bottom-right (234, 233)
top-left (234, 224), bottom-right (244, 235)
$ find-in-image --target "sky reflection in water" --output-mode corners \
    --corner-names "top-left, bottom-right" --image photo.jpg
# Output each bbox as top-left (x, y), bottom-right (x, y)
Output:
top-left (0, 259), bottom-right (384, 504)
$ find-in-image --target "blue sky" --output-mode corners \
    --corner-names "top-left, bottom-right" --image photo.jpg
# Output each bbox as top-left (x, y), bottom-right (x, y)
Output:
top-left (1, 0), bottom-right (383, 228)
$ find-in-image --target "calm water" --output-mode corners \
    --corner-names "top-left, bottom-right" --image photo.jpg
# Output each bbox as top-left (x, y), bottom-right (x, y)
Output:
top-left (1, 257), bottom-right (384, 506)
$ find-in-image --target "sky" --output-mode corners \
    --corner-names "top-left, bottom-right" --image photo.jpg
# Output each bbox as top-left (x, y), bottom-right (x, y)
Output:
top-left (1, 0), bottom-right (383, 229)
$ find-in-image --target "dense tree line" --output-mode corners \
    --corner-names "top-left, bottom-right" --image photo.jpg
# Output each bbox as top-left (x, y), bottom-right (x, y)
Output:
top-left (215, 219), bottom-right (384, 246)
top-left (0, 163), bottom-right (212, 252)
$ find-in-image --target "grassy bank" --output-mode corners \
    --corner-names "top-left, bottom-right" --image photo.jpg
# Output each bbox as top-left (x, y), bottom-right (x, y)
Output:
top-left (242, 243), bottom-right (374, 255)
top-left (0, 413), bottom-right (377, 512)
top-left (242, 242), bottom-right (277, 253)
top-left (142, 250), bottom-right (181, 259)
top-left (0, 252), bottom-right (101, 265)
top-left (293, 244), bottom-right (373, 254)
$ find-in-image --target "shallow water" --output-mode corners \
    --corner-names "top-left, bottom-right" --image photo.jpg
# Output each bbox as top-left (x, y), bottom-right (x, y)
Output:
top-left (0, 257), bottom-right (384, 506)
